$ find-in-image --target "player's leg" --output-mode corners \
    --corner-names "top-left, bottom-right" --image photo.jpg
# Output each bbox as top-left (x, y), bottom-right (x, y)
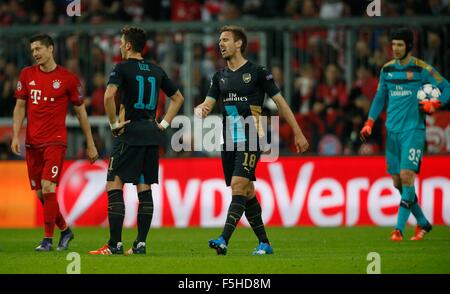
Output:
top-left (43, 145), bottom-right (73, 250)
top-left (39, 180), bottom-right (58, 250)
top-left (386, 131), bottom-right (404, 240)
top-left (208, 175), bottom-right (248, 255)
top-left (36, 188), bottom-right (73, 251)
top-left (245, 180), bottom-right (273, 255)
top-left (401, 129), bottom-right (432, 240)
top-left (222, 176), bottom-right (249, 242)
top-left (126, 146), bottom-right (158, 255)
top-left (88, 175), bottom-right (125, 255)
top-left (394, 129), bottom-right (427, 239)
top-left (35, 145), bottom-right (67, 251)
top-left (106, 176), bottom-right (125, 251)
top-left (209, 150), bottom-right (244, 255)
top-left (36, 189), bottom-right (68, 231)
top-left (25, 147), bottom-right (48, 250)
top-left (392, 175), bottom-right (431, 240)
top-left (211, 149), bottom-right (264, 254)
top-left (90, 142), bottom-right (128, 255)
top-left (394, 169), bottom-right (415, 236)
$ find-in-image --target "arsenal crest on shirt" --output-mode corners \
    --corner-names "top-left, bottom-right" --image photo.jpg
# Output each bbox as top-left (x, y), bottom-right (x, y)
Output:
top-left (242, 73), bottom-right (251, 83)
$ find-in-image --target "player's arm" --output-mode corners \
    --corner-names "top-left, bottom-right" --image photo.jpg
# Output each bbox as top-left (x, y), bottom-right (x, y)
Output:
top-left (195, 72), bottom-right (218, 118)
top-left (195, 97), bottom-right (216, 118)
top-left (420, 64), bottom-right (450, 114)
top-left (158, 90), bottom-right (184, 131)
top-left (360, 70), bottom-right (388, 141)
top-left (104, 84), bottom-right (130, 136)
top-left (73, 104), bottom-right (99, 163)
top-left (272, 93), bottom-right (309, 153)
top-left (11, 99), bottom-right (26, 155)
top-left (11, 69), bottom-right (28, 155)
top-left (258, 66), bottom-right (308, 153)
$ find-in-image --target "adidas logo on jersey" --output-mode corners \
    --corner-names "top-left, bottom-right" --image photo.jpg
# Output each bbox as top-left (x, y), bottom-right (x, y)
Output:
top-left (29, 80), bottom-right (36, 86)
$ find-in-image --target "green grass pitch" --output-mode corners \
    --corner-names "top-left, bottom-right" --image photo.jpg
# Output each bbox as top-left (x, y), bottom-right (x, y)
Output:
top-left (0, 227), bottom-right (449, 274)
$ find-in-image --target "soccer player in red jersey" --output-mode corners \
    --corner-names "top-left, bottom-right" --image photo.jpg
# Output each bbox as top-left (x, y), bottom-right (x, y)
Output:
top-left (11, 34), bottom-right (99, 251)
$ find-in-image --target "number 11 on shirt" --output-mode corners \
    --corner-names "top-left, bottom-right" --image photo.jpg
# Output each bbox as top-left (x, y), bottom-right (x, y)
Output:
top-left (134, 75), bottom-right (156, 110)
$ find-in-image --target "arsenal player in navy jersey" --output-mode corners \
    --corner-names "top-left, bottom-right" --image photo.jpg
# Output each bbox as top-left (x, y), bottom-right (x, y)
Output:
top-left (196, 26), bottom-right (309, 255)
top-left (89, 27), bottom-right (184, 255)
top-left (11, 34), bottom-right (98, 251)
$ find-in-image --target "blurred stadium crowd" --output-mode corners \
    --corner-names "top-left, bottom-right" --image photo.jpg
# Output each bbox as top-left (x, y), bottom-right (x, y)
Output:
top-left (1, 0), bottom-right (450, 159)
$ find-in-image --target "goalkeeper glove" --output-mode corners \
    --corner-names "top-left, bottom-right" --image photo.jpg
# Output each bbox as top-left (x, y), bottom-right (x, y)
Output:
top-left (419, 99), bottom-right (441, 114)
top-left (360, 119), bottom-right (374, 141)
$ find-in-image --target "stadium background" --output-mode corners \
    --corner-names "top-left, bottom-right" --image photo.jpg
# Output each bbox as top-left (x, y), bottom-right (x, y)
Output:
top-left (0, 0), bottom-right (449, 230)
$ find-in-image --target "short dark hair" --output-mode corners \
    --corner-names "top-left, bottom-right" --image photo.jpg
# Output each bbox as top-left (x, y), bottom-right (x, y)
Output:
top-left (29, 33), bottom-right (54, 47)
top-left (121, 26), bottom-right (146, 53)
top-left (220, 25), bottom-right (247, 55)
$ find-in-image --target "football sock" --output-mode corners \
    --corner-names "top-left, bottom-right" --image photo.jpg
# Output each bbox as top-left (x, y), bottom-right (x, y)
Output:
top-left (137, 190), bottom-right (153, 243)
top-left (397, 187), bottom-right (430, 229)
top-left (43, 192), bottom-right (58, 238)
top-left (38, 196), bottom-right (67, 231)
top-left (395, 186), bottom-right (415, 233)
top-left (107, 189), bottom-right (125, 247)
top-left (221, 195), bottom-right (247, 244)
top-left (55, 202), bottom-right (68, 231)
top-left (411, 194), bottom-right (429, 228)
top-left (245, 196), bottom-right (269, 244)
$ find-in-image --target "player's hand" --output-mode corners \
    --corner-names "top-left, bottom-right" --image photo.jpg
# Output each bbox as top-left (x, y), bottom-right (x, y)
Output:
top-left (10, 136), bottom-right (21, 156)
top-left (157, 123), bottom-right (165, 131)
top-left (419, 98), bottom-right (441, 114)
top-left (194, 104), bottom-right (210, 118)
top-left (86, 144), bottom-right (99, 163)
top-left (360, 119), bottom-right (374, 141)
top-left (259, 137), bottom-right (271, 155)
top-left (111, 120), bottom-right (130, 137)
top-left (294, 132), bottom-right (309, 153)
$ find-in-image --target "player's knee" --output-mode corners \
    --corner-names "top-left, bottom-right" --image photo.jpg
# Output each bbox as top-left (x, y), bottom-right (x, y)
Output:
top-left (107, 176), bottom-right (123, 191)
top-left (392, 176), bottom-right (401, 191)
top-left (231, 180), bottom-right (248, 196)
top-left (247, 183), bottom-right (255, 197)
top-left (400, 170), bottom-right (415, 186)
top-left (41, 180), bottom-right (56, 194)
top-left (138, 189), bottom-right (152, 201)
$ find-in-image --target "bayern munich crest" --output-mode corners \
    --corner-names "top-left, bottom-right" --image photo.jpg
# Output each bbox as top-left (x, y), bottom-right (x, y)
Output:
top-left (52, 79), bottom-right (61, 89)
top-left (16, 81), bottom-right (22, 91)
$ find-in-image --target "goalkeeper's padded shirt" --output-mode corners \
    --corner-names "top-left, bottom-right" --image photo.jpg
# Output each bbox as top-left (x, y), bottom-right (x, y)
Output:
top-left (368, 57), bottom-right (450, 133)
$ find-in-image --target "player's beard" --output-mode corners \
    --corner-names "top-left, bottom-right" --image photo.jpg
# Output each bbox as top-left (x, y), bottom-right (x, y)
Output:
top-left (222, 50), bottom-right (234, 61)
top-left (394, 48), bottom-right (408, 62)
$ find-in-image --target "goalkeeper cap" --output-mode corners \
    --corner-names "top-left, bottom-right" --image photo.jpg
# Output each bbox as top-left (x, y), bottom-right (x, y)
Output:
top-left (390, 28), bottom-right (414, 55)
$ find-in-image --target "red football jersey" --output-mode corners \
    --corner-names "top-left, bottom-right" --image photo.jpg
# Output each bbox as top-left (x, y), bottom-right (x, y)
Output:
top-left (15, 65), bottom-right (84, 147)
